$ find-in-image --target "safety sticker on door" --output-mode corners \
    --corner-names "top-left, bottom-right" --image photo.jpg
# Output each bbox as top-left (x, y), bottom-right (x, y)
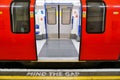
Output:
top-left (30, 11), bottom-right (34, 18)
top-left (0, 11), bottom-right (3, 15)
top-left (83, 11), bottom-right (86, 18)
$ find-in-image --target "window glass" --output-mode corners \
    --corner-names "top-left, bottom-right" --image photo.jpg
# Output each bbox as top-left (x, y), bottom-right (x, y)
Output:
top-left (86, 1), bottom-right (105, 33)
top-left (61, 8), bottom-right (71, 25)
top-left (47, 8), bottom-right (56, 25)
top-left (11, 2), bottom-right (29, 33)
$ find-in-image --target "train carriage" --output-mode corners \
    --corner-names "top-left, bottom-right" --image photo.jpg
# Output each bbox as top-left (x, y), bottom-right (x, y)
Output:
top-left (0, 0), bottom-right (120, 62)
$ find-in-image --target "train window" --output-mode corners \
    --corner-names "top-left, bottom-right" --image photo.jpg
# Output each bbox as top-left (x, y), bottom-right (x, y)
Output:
top-left (47, 8), bottom-right (56, 25)
top-left (86, 0), bottom-right (106, 33)
top-left (61, 8), bottom-right (71, 25)
top-left (11, 2), bottom-right (30, 33)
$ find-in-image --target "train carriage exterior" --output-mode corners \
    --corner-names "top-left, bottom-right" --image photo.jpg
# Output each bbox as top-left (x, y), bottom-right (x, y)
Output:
top-left (0, 0), bottom-right (120, 61)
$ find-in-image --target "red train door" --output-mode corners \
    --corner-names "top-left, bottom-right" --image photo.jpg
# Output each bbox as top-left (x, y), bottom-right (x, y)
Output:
top-left (80, 0), bottom-right (119, 60)
top-left (0, 0), bottom-right (37, 60)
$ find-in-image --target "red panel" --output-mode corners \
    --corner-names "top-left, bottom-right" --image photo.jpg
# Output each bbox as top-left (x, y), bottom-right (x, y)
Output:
top-left (80, 0), bottom-right (120, 61)
top-left (111, 1), bottom-right (120, 59)
top-left (0, 0), bottom-right (37, 60)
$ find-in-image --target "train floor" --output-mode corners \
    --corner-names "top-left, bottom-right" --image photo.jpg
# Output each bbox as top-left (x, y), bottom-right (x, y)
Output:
top-left (36, 39), bottom-right (80, 61)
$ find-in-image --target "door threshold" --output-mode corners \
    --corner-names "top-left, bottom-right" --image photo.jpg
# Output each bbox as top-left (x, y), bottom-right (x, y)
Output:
top-left (38, 57), bottom-right (79, 62)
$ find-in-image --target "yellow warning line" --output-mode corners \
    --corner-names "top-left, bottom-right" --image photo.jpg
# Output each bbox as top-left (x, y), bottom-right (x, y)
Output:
top-left (0, 76), bottom-right (120, 80)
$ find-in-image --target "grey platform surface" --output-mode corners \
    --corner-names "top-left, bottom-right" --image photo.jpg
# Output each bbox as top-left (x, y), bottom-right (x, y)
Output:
top-left (39, 39), bottom-right (78, 57)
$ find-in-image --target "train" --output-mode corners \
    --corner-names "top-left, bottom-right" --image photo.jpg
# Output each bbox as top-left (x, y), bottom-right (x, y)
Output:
top-left (0, 0), bottom-right (120, 62)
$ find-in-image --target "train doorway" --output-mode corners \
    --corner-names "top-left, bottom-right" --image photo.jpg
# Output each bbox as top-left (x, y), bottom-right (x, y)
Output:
top-left (35, 2), bottom-right (81, 61)
top-left (46, 4), bottom-right (72, 39)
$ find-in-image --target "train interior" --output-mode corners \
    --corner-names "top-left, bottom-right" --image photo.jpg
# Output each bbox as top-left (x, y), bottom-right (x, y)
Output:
top-left (35, 0), bottom-right (81, 61)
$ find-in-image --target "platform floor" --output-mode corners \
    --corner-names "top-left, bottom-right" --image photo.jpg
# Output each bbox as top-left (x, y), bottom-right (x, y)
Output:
top-left (36, 39), bottom-right (80, 61)
top-left (1, 69), bottom-right (120, 80)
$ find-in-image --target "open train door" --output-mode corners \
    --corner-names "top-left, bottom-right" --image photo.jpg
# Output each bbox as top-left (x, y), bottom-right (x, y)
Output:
top-left (80, 0), bottom-right (119, 61)
top-left (0, 0), bottom-right (37, 60)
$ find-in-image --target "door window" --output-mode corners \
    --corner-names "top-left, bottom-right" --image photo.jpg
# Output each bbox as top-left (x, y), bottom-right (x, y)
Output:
top-left (86, 0), bottom-right (106, 33)
top-left (61, 8), bottom-right (72, 25)
top-left (11, 2), bottom-right (30, 33)
top-left (47, 8), bottom-right (56, 25)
